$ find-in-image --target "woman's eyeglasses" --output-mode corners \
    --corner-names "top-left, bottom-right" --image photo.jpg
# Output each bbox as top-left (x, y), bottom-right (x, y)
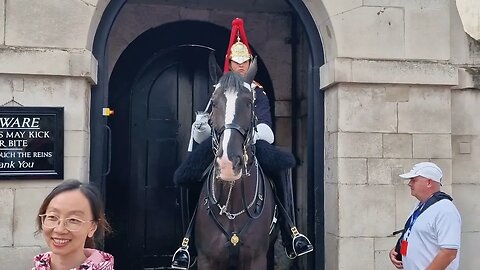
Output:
top-left (39, 214), bottom-right (93, 232)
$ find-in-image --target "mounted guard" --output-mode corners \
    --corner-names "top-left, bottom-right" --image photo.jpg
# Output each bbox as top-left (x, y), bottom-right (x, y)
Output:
top-left (171, 17), bottom-right (313, 270)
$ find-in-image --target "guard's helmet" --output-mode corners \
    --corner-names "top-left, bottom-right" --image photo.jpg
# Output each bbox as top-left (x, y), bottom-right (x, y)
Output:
top-left (224, 18), bottom-right (252, 72)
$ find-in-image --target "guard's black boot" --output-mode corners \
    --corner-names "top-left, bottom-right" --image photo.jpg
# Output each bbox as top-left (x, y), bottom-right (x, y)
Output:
top-left (273, 170), bottom-right (314, 259)
top-left (171, 247), bottom-right (190, 270)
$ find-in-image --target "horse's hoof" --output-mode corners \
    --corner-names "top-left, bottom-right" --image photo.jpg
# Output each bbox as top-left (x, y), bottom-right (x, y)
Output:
top-left (171, 248), bottom-right (190, 270)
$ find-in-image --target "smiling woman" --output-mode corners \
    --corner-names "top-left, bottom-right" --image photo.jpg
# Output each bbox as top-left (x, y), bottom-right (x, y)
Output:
top-left (32, 180), bottom-right (114, 270)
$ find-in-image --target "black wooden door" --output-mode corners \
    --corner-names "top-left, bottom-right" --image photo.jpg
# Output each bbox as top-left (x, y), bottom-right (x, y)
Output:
top-left (107, 46), bottom-right (212, 269)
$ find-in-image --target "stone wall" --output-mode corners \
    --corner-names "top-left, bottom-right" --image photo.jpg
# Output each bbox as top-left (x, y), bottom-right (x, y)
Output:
top-left (0, 0), bottom-right (97, 267)
top-left (318, 0), bottom-right (480, 269)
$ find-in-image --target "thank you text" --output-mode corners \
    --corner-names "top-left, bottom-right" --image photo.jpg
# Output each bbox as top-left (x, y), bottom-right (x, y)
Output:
top-left (0, 107), bottom-right (64, 179)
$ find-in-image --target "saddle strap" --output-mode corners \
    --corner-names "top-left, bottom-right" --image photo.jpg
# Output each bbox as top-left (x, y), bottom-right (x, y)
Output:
top-left (241, 160), bottom-right (266, 219)
top-left (271, 179), bottom-right (296, 231)
top-left (180, 204), bottom-right (198, 248)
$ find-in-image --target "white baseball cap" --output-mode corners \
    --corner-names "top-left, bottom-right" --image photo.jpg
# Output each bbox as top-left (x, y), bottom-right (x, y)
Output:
top-left (399, 162), bottom-right (443, 184)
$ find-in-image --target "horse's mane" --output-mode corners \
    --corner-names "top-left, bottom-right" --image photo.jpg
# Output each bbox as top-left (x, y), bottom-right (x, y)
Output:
top-left (217, 72), bottom-right (245, 94)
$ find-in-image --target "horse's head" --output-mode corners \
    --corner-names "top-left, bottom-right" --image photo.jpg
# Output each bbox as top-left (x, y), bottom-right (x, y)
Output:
top-left (210, 59), bottom-right (257, 182)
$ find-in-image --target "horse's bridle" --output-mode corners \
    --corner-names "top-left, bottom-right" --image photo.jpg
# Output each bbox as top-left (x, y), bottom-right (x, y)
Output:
top-left (211, 83), bottom-right (257, 177)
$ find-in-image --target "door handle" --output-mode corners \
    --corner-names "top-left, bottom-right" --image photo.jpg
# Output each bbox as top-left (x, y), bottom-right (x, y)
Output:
top-left (103, 124), bottom-right (112, 176)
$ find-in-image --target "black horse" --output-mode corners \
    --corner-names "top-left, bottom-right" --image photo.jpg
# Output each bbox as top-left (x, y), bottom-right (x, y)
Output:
top-left (194, 59), bottom-right (277, 270)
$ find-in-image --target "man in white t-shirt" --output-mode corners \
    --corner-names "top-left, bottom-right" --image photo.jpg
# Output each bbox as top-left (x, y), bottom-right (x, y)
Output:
top-left (389, 162), bottom-right (461, 270)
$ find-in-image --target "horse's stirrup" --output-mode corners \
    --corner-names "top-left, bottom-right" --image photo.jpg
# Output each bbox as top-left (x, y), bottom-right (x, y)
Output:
top-left (292, 233), bottom-right (314, 257)
top-left (171, 246), bottom-right (191, 270)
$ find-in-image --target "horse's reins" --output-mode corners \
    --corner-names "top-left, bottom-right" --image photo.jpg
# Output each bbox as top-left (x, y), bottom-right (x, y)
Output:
top-left (208, 157), bottom-right (263, 220)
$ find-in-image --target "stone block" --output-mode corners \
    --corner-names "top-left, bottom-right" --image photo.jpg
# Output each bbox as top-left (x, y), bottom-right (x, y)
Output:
top-left (375, 236), bottom-right (396, 251)
top-left (413, 134), bottom-right (452, 158)
top-left (452, 135), bottom-right (480, 184)
top-left (354, 60), bottom-right (457, 86)
top-left (264, 44), bottom-right (291, 101)
top-left (383, 134), bottom-right (412, 158)
top-left (367, 158), bottom-right (418, 185)
top-left (0, 48), bottom-right (97, 81)
top-left (337, 132), bottom-right (382, 158)
top-left (338, 237), bottom-right (374, 270)
top-left (384, 85), bottom-right (410, 102)
top-left (338, 158), bottom-right (367, 184)
top-left (338, 84), bottom-right (397, 133)
top-left (321, 58), bottom-right (458, 89)
top-left (322, 0), bottom-right (362, 17)
top-left (0, 189), bottom-right (13, 246)
top-left (274, 117), bottom-right (291, 147)
top-left (64, 156), bottom-right (89, 181)
top-left (339, 185), bottom-right (395, 237)
top-left (5, 0), bottom-right (94, 48)
top-left (452, 90), bottom-right (480, 134)
top-left (274, 100), bottom-right (292, 117)
top-left (325, 87), bottom-right (338, 133)
top-left (325, 158), bottom-right (338, 184)
top-left (364, 0), bottom-right (448, 9)
top-left (398, 87), bottom-right (451, 133)
top-left (69, 50), bottom-right (98, 84)
top-left (0, 180), bottom-right (58, 189)
top-left (405, 6), bottom-right (450, 60)
top-left (325, 132), bottom-right (338, 159)
top-left (332, 7), bottom-right (405, 59)
top-left (453, 184), bottom-right (480, 232)
top-left (456, 0), bottom-right (480, 40)
top-left (0, 246), bottom-right (41, 270)
top-left (14, 187), bottom-right (52, 246)
top-left (458, 142), bottom-right (471, 154)
top-left (325, 233), bottom-right (339, 270)
top-left (430, 158), bottom-right (452, 185)
top-left (245, 15), bottom-right (270, 48)
top-left (325, 183), bottom-right (339, 235)
top-left (0, 0), bottom-right (4, 45)
top-left (16, 77), bottom-right (90, 131)
top-left (375, 249), bottom-right (395, 270)
top-left (0, 75), bottom-right (23, 104)
top-left (460, 232), bottom-right (480, 270)
top-left (375, 158), bottom-right (451, 187)
top-left (178, 6), bottom-right (210, 21)
top-left (395, 184), bottom-right (418, 229)
top-left (64, 131), bottom-right (89, 157)
top-left (319, 59), bottom-right (342, 90)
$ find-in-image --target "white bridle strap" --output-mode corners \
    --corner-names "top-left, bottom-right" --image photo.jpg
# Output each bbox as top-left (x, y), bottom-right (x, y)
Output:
top-left (243, 82), bottom-right (252, 91)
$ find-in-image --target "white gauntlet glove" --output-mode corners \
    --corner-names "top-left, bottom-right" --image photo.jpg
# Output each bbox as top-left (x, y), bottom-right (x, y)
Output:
top-left (192, 112), bottom-right (211, 143)
top-left (253, 123), bottom-right (274, 144)
top-left (188, 112), bottom-right (211, 151)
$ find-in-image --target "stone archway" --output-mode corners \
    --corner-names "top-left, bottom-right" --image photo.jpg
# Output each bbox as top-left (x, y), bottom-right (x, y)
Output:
top-left (90, 1), bottom-right (326, 269)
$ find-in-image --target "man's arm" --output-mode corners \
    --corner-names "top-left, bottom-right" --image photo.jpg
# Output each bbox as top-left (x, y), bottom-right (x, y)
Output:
top-left (253, 87), bottom-right (274, 143)
top-left (426, 248), bottom-right (458, 270)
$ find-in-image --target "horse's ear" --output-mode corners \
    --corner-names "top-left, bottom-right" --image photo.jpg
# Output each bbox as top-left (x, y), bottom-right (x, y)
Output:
top-left (244, 57), bottom-right (257, 85)
top-left (209, 52), bottom-right (222, 84)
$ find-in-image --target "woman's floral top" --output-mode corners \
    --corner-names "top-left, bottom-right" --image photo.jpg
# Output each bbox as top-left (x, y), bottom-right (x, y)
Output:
top-left (32, 248), bottom-right (114, 270)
